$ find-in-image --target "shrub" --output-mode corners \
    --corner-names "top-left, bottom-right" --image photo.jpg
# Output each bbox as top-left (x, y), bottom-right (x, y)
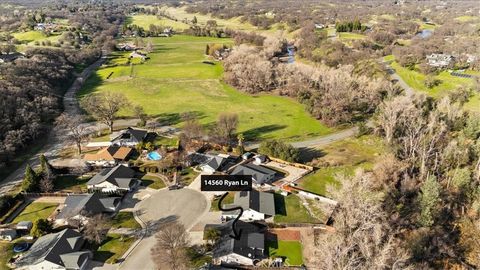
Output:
top-left (259, 140), bottom-right (299, 162)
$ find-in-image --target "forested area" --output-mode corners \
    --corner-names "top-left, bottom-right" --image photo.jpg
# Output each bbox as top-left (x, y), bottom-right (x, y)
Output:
top-left (0, 2), bottom-right (125, 171)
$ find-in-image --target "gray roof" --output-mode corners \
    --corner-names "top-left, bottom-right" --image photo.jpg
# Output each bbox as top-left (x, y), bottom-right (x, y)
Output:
top-left (204, 156), bottom-right (227, 171)
top-left (112, 127), bottom-right (147, 143)
top-left (209, 220), bottom-right (266, 260)
top-left (231, 164), bottom-right (276, 184)
top-left (16, 221), bottom-right (33, 229)
top-left (87, 165), bottom-right (136, 188)
top-left (57, 193), bottom-right (106, 220)
top-left (60, 251), bottom-right (91, 269)
top-left (99, 197), bottom-right (121, 211)
top-left (15, 229), bottom-right (88, 268)
top-left (225, 190), bottom-right (275, 216)
top-left (0, 229), bottom-right (17, 237)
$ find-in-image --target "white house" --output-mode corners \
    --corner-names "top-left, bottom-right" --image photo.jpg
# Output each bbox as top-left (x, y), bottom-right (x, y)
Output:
top-left (426, 53), bottom-right (454, 68)
top-left (86, 165), bottom-right (138, 193)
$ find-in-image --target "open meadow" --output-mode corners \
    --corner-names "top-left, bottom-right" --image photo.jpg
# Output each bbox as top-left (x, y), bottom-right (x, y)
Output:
top-left (78, 35), bottom-right (332, 141)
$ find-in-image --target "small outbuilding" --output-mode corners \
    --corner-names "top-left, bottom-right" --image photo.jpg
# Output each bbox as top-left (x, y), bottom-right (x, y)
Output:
top-left (16, 221), bottom-right (33, 231)
top-left (0, 228), bottom-right (17, 241)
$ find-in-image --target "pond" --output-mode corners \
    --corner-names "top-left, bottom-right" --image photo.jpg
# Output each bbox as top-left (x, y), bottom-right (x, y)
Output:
top-left (416, 29), bottom-right (433, 39)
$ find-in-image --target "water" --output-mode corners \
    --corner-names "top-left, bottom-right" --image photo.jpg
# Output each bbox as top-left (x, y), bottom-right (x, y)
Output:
top-left (147, 151), bottom-right (162, 161)
top-left (416, 29), bottom-right (432, 39)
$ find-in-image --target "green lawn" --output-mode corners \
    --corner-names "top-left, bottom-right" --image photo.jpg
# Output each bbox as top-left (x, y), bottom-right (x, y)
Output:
top-left (274, 194), bottom-right (319, 224)
top-left (339, 32), bottom-right (366, 40)
top-left (0, 242), bottom-right (13, 270)
top-left (141, 174), bottom-right (166, 189)
top-left (54, 175), bottom-right (90, 192)
top-left (455, 15), bottom-right (479, 22)
top-left (129, 14), bottom-right (190, 30)
top-left (267, 240), bottom-right (303, 266)
top-left (390, 61), bottom-right (478, 111)
top-left (78, 35), bottom-right (332, 141)
top-left (153, 136), bottom-right (178, 147)
top-left (94, 234), bottom-right (136, 264)
top-left (211, 192), bottom-right (235, 211)
top-left (12, 31), bottom-right (45, 43)
top-left (12, 202), bottom-right (58, 224)
top-left (110, 212), bottom-right (141, 229)
top-left (179, 167), bottom-right (199, 185)
top-left (298, 135), bottom-right (385, 195)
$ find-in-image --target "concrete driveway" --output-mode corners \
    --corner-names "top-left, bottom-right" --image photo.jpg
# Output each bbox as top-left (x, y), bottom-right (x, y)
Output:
top-left (119, 188), bottom-right (209, 270)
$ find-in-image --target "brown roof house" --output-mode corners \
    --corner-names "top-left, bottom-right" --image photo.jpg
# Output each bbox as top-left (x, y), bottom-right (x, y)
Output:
top-left (84, 146), bottom-right (133, 167)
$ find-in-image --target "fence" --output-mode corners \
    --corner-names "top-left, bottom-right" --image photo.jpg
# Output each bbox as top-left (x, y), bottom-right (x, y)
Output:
top-left (22, 192), bottom-right (75, 197)
top-left (268, 157), bottom-right (314, 171)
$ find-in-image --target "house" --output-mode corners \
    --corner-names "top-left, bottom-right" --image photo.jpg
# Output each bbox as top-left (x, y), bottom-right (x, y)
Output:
top-left (0, 229), bottom-right (17, 241)
top-left (111, 127), bottom-right (147, 146)
top-left (15, 229), bottom-right (91, 270)
top-left (314, 23), bottom-right (325, 29)
top-left (206, 220), bottom-right (267, 266)
top-left (426, 53), bottom-right (454, 68)
top-left (83, 145), bottom-right (133, 167)
top-left (0, 52), bottom-right (23, 64)
top-left (116, 43), bottom-right (137, 51)
top-left (55, 193), bottom-right (121, 226)
top-left (129, 51), bottom-right (148, 61)
top-left (222, 190), bottom-right (276, 221)
top-left (253, 155), bottom-right (268, 165)
top-left (87, 165), bottom-right (138, 193)
top-left (231, 164), bottom-right (276, 185)
top-left (16, 221), bottom-right (33, 231)
top-left (201, 155), bottom-right (228, 174)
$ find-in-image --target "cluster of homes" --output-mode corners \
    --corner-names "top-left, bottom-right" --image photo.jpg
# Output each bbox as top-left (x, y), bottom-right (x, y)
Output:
top-left (0, 128), bottom-right (151, 269)
top-left (426, 53), bottom-right (478, 69)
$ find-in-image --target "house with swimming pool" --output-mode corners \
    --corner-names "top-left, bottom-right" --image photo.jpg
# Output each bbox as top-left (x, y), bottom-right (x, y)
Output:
top-left (83, 145), bottom-right (134, 167)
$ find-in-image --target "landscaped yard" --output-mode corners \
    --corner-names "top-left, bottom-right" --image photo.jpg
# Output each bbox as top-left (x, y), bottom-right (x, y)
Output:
top-left (141, 174), bottom-right (166, 189)
top-left (0, 241), bottom-right (14, 270)
top-left (211, 192), bottom-right (235, 211)
top-left (94, 234), bottom-right (136, 264)
top-left (298, 135), bottom-right (385, 195)
top-left (78, 35), bottom-right (332, 141)
top-left (110, 212), bottom-right (141, 229)
top-left (54, 175), bottom-right (90, 192)
top-left (12, 202), bottom-right (58, 224)
top-left (179, 167), bottom-right (199, 185)
top-left (267, 240), bottom-right (303, 266)
top-left (274, 193), bottom-right (319, 224)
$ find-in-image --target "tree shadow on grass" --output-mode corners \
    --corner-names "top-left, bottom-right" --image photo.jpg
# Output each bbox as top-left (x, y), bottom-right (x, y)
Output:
top-left (297, 147), bottom-right (326, 163)
top-left (273, 193), bottom-right (287, 216)
top-left (77, 72), bottom-right (103, 97)
top-left (243, 125), bottom-right (287, 141)
top-left (153, 111), bottom-right (205, 126)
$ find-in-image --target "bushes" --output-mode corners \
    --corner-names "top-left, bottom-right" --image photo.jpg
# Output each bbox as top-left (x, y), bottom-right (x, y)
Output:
top-left (259, 140), bottom-right (299, 162)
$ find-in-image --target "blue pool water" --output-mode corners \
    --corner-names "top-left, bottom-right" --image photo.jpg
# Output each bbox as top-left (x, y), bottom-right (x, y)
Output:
top-left (147, 151), bottom-right (162, 161)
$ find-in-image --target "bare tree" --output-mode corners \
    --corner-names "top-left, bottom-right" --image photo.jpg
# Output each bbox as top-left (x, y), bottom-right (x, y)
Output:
top-left (182, 118), bottom-right (203, 142)
top-left (151, 221), bottom-right (190, 270)
top-left (313, 171), bottom-right (411, 269)
top-left (214, 113), bottom-right (238, 145)
top-left (39, 177), bottom-right (54, 193)
top-left (81, 92), bottom-right (128, 133)
top-left (83, 214), bottom-right (109, 244)
top-left (55, 113), bottom-right (91, 154)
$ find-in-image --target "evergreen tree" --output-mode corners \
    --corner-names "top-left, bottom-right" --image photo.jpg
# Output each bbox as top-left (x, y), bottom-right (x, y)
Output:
top-left (192, 16), bottom-right (197, 24)
top-left (419, 175), bottom-right (441, 227)
top-left (22, 164), bottom-right (39, 192)
top-left (31, 219), bottom-right (52, 237)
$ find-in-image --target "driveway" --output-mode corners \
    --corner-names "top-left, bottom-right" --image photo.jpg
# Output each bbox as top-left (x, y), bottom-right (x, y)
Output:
top-left (119, 188), bottom-right (209, 270)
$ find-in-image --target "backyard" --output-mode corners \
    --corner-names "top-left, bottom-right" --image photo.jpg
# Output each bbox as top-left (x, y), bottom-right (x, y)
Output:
top-left (141, 174), bottom-right (166, 189)
top-left (267, 240), bottom-right (304, 266)
top-left (94, 233), bottom-right (136, 264)
top-left (78, 35), bottom-right (332, 141)
top-left (53, 175), bottom-right (90, 193)
top-left (109, 212), bottom-right (141, 229)
top-left (12, 202), bottom-right (58, 224)
top-left (274, 193), bottom-right (319, 224)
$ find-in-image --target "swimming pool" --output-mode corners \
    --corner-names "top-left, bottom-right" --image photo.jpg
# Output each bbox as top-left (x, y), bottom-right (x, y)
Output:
top-left (147, 151), bottom-right (162, 161)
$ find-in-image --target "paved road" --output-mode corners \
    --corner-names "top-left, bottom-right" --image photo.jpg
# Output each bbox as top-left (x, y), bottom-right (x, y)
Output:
top-left (381, 59), bottom-right (415, 96)
top-left (0, 53), bottom-right (108, 194)
top-left (119, 188), bottom-right (209, 270)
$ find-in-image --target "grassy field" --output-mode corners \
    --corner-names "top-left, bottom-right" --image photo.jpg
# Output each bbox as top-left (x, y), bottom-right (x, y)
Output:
top-left (298, 135), bottom-right (385, 195)
top-left (388, 60), bottom-right (478, 112)
top-left (12, 202), bottom-right (58, 224)
top-left (160, 6), bottom-right (256, 31)
top-left (0, 241), bottom-right (14, 270)
top-left (128, 14), bottom-right (190, 30)
top-left (211, 192), bottom-right (235, 211)
top-left (54, 175), bottom-right (90, 192)
top-left (94, 234), bottom-right (135, 264)
top-left (141, 174), bottom-right (166, 189)
top-left (455, 15), bottom-right (479, 22)
top-left (267, 240), bottom-right (303, 266)
top-left (338, 32), bottom-right (366, 40)
top-left (12, 31), bottom-right (45, 43)
top-left (79, 35), bottom-right (332, 141)
top-left (274, 194), bottom-right (319, 224)
top-left (110, 212), bottom-right (141, 229)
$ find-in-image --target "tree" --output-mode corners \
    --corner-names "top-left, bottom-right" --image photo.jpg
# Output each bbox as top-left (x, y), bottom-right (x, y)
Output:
top-left (39, 177), bottom-right (54, 193)
top-left (182, 118), bottom-right (203, 142)
top-left (145, 39), bottom-right (154, 53)
top-left (81, 92), bottom-right (128, 133)
top-left (259, 140), bottom-right (299, 162)
top-left (22, 164), bottom-right (39, 192)
top-left (419, 175), bottom-right (441, 227)
top-left (214, 113), bottom-right (238, 145)
top-left (192, 16), bottom-right (197, 25)
top-left (133, 105), bottom-right (148, 127)
top-left (204, 228), bottom-right (220, 245)
top-left (55, 113), bottom-right (91, 154)
top-left (31, 219), bottom-right (52, 237)
top-left (151, 221), bottom-right (190, 270)
top-left (83, 214), bottom-right (109, 244)
top-left (39, 154), bottom-right (54, 180)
